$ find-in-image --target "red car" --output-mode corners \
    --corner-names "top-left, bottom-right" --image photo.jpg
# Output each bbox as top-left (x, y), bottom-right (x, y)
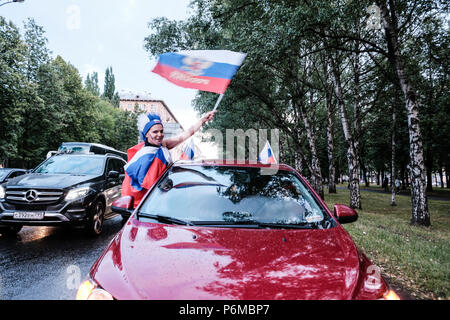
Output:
top-left (76, 160), bottom-right (400, 300)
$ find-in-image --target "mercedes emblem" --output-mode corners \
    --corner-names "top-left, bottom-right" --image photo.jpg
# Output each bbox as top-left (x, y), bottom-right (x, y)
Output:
top-left (25, 190), bottom-right (38, 202)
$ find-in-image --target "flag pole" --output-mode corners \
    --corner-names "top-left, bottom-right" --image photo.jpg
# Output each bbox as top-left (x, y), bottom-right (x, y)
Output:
top-left (212, 93), bottom-right (224, 111)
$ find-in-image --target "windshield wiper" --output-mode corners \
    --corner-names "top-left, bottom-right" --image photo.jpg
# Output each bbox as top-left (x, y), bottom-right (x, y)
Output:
top-left (138, 212), bottom-right (194, 226)
top-left (191, 220), bottom-right (313, 229)
top-left (254, 221), bottom-right (313, 229)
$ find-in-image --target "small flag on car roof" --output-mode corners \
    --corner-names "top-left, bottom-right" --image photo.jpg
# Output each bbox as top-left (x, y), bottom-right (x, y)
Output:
top-left (180, 139), bottom-right (195, 160)
top-left (258, 140), bottom-right (277, 164)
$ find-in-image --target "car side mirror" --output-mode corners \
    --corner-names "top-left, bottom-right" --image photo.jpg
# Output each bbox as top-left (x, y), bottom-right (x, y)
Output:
top-left (107, 170), bottom-right (119, 179)
top-left (333, 204), bottom-right (358, 224)
top-left (111, 196), bottom-right (134, 217)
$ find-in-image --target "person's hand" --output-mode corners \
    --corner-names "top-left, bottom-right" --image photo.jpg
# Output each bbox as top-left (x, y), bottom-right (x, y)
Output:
top-left (202, 110), bottom-right (217, 124)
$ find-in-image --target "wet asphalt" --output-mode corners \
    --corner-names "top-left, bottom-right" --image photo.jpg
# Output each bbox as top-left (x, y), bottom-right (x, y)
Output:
top-left (0, 216), bottom-right (125, 300)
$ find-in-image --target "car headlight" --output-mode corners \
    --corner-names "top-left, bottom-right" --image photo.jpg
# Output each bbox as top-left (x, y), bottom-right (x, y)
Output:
top-left (76, 278), bottom-right (114, 300)
top-left (0, 185), bottom-right (5, 199)
top-left (379, 289), bottom-right (401, 300)
top-left (65, 186), bottom-right (92, 201)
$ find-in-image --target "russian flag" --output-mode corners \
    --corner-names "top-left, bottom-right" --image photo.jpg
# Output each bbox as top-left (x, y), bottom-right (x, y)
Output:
top-left (124, 146), bottom-right (171, 191)
top-left (152, 50), bottom-right (246, 94)
top-left (180, 139), bottom-right (195, 160)
top-left (258, 140), bottom-right (277, 164)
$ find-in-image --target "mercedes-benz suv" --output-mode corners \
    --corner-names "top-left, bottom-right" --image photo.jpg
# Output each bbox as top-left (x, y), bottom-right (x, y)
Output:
top-left (0, 153), bottom-right (126, 236)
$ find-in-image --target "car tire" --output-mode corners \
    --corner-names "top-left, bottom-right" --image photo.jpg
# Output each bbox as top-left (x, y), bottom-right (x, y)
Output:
top-left (0, 225), bottom-right (23, 236)
top-left (85, 200), bottom-right (105, 236)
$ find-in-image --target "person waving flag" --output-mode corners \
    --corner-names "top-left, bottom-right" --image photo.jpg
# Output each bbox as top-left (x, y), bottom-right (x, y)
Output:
top-left (152, 50), bottom-right (246, 94)
top-left (180, 139), bottom-right (195, 160)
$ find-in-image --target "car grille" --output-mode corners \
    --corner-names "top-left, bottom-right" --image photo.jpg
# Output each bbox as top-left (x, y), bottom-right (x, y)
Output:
top-left (5, 189), bottom-right (64, 205)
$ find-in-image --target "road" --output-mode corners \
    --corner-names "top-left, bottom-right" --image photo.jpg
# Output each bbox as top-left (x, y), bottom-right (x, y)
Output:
top-left (0, 216), bottom-right (124, 300)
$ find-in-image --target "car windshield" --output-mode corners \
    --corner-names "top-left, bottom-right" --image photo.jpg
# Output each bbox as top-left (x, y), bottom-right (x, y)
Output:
top-left (0, 170), bottom-right (10, 180)
top-left (58, 144), bottom-right (90, 154)
top-left (34, 155), bottom-right (105, 175)
top-left (138, 165), bottom-right (334, 229)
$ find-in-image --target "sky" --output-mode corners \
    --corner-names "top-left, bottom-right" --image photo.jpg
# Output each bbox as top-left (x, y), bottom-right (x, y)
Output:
top-left (1, 0), bottom-right (203, 129)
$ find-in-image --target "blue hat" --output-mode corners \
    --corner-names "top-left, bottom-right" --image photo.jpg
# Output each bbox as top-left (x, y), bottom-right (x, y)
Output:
top-left (138, 113), bottom-right (163, 141)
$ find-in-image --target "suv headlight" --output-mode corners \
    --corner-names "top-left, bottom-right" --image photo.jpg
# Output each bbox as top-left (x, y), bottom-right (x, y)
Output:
top-left (65, 186), bottom-right (92, 201)
top-left (0, 185), bottom-right (5, 199)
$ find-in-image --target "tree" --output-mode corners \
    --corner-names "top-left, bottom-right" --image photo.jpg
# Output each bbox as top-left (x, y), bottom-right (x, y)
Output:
top-left (0, 17), bottom-right (27, 166)
top-left (103, 66), bottom-right (115, 101)
top-left (377, 0), bottom-right (430, 226)
top-left (0, 18), bottom-right (136, 168)
top-left (23, 18), bottom-right (50, 82)
top-left (142, 0), bottom-right (448, 220)
top-left (111, 91), bottom-right (120, 108)
top-left (84, 71), bottom-right (100, 96)
top-left (327, 51), bottom-right (362, 209)
top-left (144, 1), bottom-right (326, 198)
top-left (18, 18), bottom-right (53, 166)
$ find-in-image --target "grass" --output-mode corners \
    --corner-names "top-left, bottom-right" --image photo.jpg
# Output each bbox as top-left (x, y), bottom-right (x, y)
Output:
top-left (323, 185), bottom-right (450, 300)
top-left (358, 183), bottom-right (450, 199)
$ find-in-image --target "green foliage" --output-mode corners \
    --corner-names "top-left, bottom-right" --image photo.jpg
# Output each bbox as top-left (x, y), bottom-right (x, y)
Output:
top-left (84, 71), bottom-right (100, 96)
top-left (102, 66), bottom-right (115, 101)
top-left (0, 18), bottom-right (138, 168)
top-left (143, 0), bottom-right (448, 180)
top-left (0, 17), bottom-right (27, 164)
top-left (23, 18), bottom-right (50, 82)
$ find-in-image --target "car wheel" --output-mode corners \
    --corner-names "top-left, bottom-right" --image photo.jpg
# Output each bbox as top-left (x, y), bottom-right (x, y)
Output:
top-left (0, 225), bottom-right (23, 236)
top-left (86, 200), bottom-right (105, 236)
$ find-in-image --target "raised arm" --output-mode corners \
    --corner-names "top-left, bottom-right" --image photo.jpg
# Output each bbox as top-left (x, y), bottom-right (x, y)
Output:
top-left (163, 111), bottom-right (216, 150)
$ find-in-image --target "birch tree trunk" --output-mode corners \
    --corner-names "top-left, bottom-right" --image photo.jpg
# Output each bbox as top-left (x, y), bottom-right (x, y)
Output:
top-left (446, 165), bottom-right (449, 188)
top-left (391, 104), bottom-right (397, 206)
top-left (324, 60), bottom-right (337, 194)
top-left (328, 55), bottom-right (362, 209)
top-left (298, 102), bottom-right (324, 199)
top-left (326, 97), bottom-right (337, 194)
top-left (295, 151), bottom-right (303, 174)
top-left (379, 1), bottom-right (430, 226)
top-left (352, 45), bottom-right (362, 194)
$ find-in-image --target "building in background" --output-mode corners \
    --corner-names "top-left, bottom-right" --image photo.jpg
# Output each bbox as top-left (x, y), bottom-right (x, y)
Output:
top-left (119, 90), bottom-right (202, 159)
top-left (119, 90), bottom-right (183, 139)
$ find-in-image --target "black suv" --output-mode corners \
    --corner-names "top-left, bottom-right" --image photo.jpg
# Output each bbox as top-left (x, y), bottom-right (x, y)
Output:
top-left (0, 153), bottom-right (126, 236)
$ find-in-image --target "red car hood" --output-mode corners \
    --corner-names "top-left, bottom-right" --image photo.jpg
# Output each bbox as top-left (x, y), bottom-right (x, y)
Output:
top-left (91, 218), bottom-right (361, 300)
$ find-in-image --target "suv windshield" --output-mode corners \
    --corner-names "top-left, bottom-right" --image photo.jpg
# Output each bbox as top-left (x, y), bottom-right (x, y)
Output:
top-left (34, 155), bottom-right (105, 175)
top-left (0, 170), bottom-right (9, 180)
top-left (138, 165), bottom-right (334, 229)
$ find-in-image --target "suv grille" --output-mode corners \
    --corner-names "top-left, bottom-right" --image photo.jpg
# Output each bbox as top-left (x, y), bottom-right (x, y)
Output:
top-left (6, 189), bottom-right (64, 204)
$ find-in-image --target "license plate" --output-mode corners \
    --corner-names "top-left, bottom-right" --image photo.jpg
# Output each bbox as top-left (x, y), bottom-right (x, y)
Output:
top-left (13, 212), bottom-right (45, 220)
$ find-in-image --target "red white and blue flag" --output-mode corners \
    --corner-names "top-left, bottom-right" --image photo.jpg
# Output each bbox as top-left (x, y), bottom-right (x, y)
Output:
top-left (124, 145), bottom-right (172, 192)
top-left (152, 50), bottom-right (246, 94)
top-left (258, 140), bottom-right (277, 164)
top-left (180, 139), bottom-right (195, 160)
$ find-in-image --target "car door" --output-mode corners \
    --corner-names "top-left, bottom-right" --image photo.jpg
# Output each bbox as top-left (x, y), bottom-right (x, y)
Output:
top-left (104, 157), bottom-right (125, 216)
